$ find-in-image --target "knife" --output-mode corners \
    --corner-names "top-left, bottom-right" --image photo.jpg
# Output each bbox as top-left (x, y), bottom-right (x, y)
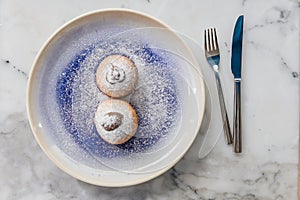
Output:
top-left (231, 15), bottom-right (244, 153)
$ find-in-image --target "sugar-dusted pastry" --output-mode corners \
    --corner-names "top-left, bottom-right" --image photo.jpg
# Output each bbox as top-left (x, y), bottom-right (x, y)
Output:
top-left (96, 55), bottom-right (138, 98)
top-left (94, 99), bottom-right (138, 144)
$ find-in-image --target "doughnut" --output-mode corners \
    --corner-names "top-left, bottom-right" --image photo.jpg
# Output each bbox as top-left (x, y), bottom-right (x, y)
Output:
top-left (96, 55), bottom-right (138, 98)
top-left (94, 99), bottom-right (138, 145)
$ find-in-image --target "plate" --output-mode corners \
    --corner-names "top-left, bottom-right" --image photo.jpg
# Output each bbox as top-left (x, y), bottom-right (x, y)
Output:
top-left (27, 9), bottom-right (205, 187)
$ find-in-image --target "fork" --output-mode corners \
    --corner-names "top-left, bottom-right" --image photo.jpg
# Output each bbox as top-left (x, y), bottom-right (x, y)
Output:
top-left (204, 28), bottom-right (233, 145)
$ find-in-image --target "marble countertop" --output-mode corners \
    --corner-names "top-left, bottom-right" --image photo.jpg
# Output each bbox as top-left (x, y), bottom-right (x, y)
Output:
top-left (0, 0), bottom-right (299, 199)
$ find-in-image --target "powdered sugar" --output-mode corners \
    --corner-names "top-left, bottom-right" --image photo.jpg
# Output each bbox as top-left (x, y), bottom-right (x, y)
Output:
top-left (96, 55), bottom-right (138, 97)
top-left (94, 99), bottom-right (137, 144)
top-left (56, 37), bottom-right (181, 159)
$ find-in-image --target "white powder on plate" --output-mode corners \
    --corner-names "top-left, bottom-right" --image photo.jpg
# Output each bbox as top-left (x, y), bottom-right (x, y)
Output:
top-left (59, 38), bottom-right (180, 160)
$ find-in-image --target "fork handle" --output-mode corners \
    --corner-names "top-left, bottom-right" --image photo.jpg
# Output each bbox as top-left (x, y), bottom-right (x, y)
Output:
top-left (214, 71), bottom-right (233, 145)
top-left (233, 80), bottom-right (242, 153)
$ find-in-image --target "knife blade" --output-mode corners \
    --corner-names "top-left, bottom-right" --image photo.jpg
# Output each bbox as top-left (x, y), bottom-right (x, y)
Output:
top-left (231, 15), bottom-right (244, 153)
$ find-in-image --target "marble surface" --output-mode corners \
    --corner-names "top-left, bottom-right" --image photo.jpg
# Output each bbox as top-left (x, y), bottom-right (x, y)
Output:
top-left (0, 0), bottom-right (299, 199)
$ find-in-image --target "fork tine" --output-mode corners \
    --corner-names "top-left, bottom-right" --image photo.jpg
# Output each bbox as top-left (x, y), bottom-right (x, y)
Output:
top-left (204, 29), bottom-right (208, 51)
top-left (210, 28), bottom-right (215, 50)
top-left (207, 29), bottom-right (212, 51)
top-left (213, 28), bottom-right (219, 50)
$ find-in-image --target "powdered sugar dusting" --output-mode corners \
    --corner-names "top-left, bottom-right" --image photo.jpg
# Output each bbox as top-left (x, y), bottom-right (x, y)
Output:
top-left (55, 37), bottom-right (181, 161)
top-left (94, 99), bottom-right (137, 144)
top-left (96, 55), bottom-right (138, 97)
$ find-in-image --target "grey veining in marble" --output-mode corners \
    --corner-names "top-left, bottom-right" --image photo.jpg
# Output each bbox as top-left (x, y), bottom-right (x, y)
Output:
top-left (0, 0), bottom-right (298, 199)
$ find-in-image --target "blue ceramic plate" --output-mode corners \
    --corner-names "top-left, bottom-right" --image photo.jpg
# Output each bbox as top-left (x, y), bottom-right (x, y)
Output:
top-left (27, 9), bottom-right (205, 187)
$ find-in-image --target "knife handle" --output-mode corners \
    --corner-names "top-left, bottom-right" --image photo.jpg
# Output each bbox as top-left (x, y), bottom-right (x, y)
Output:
top-left (214, 71), bottom-right (233, 145)
top-left (233, 80), bottom-right (242, 153)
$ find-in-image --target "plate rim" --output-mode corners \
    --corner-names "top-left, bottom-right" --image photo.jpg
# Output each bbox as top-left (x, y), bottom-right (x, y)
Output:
top-left (26, 8), bottom-right (206, 187)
